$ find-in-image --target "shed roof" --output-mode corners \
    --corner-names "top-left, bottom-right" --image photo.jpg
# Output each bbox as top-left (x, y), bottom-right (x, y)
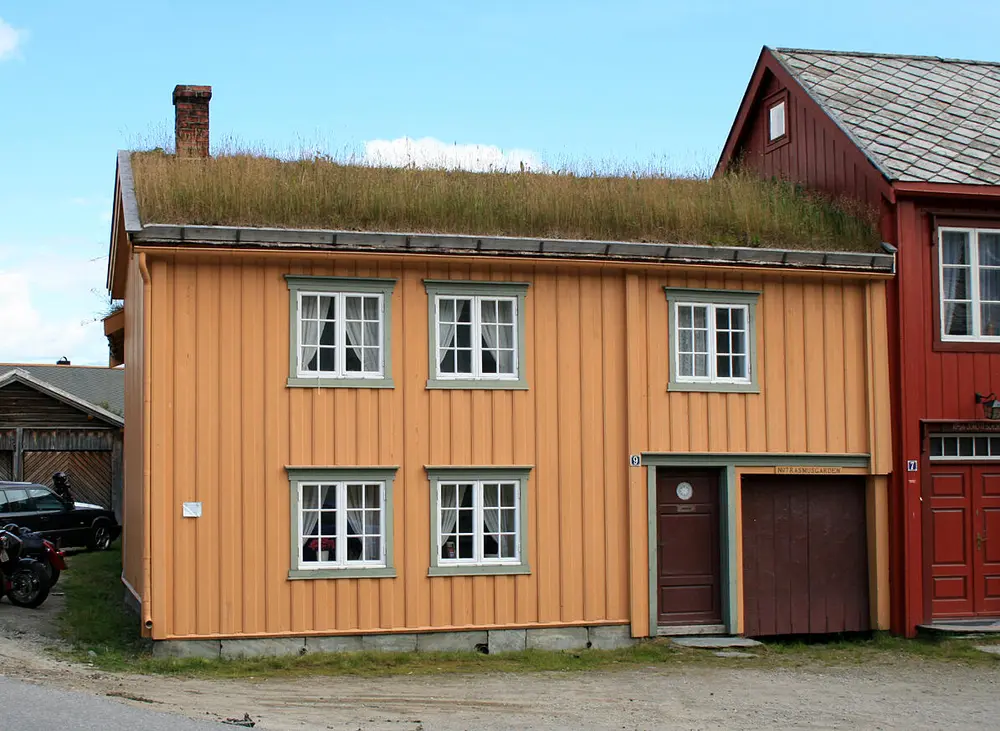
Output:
top-left (772, 48), bottom-right (1000, 185)
top-left (0, 364), bottom-right (124, 417)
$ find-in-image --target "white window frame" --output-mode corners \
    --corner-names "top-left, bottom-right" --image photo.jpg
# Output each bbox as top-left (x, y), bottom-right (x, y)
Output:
top-left (939, 227), bottom-right (1000, 343)
top-left (929, 434), bottom-right (1000, 461)
top-left (673, 302), bottom-right (752, 385)
top-left (436, 479), bottom-right (521, 567)
top-left (295, 291), bottom-right (386, 379)
top-left (295, 481), bottom-right (386, 570)
top-left (433, 294), bottom-right (519, 382)
top-left (769, 100), bottom-right (787, 142)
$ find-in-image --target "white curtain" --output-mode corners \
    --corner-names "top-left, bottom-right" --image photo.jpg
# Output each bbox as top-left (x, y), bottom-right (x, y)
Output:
top-left (346, 484), bottom-right (365, 536)
top-left (483, 484), bottom-right (500, 535)
top-left (481, 301), bottom-right (498, 351)
top-left (300, 485), bottom-right (329, 539)
top-left (438, 300), bottom-right (457, 370)
top-left (439, 484), bottom-right (470, 549)
top-left (345, 297), bottom-right (363, 369)
top-left (301, 297), bottom-right (319, 370)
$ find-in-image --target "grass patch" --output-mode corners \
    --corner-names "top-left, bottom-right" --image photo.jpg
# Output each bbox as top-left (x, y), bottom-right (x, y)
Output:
top-left (130, 150), bottom-right (880, 252)
top-left (59, 547), bottom-right (999, 677)
top-left (58, 546), bottom-right (149, 666)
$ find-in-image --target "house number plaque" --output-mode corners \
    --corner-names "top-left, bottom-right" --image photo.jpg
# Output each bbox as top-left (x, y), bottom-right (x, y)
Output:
top-left (676, 482), bottom-right (693, 500)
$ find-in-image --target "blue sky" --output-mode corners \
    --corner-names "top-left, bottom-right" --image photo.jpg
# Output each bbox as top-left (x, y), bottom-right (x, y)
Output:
top-left (1, 1), bottom-right (999, 365)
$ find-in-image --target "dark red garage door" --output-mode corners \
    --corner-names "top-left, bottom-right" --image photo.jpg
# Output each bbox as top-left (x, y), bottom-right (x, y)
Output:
top-left (742, 475), bottom-right (870, 636)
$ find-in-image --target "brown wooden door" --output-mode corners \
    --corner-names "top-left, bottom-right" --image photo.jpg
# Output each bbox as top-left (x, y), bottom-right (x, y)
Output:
top-left (0, 451), bottom-right (11, 481)
top-left (742, 476), bottom-right (869, 636)
top-left (930, 465), bottom-right (1000, 618)
top-left (656, 470), bottom-right (722, 626)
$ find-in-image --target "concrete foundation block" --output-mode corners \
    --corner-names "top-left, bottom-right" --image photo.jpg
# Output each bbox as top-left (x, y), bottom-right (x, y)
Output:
top-left (588, 625), bottom-right (636, 650)
top-left (305, 635), bottom-right (364, 654)
top-left (362, 633), bottom-right (418, 653)
top-left (525, 626), bottom-right (590, 651)
top-left (220, 638), bottom-right (305, 658)
top-left (416, 630), bottom-right (487, 653)
top-left (488, 629), bottom-right (527, 654)
top-left (152, 640), bottom-right (221, 660)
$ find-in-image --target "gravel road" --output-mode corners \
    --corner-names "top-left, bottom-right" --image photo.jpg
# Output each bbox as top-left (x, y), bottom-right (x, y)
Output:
top-left (1, 594), bottom-right (999, 730)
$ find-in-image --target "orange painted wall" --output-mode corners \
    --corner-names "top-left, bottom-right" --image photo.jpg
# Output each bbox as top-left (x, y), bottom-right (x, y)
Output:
top-left (122, 253), bottom-right (145, 602)
top-left (137, 250), bottom-right (891, 640)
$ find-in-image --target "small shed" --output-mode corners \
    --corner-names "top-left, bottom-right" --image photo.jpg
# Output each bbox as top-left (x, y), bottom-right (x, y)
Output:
top-left (0, 366), bottom-right (124, 517)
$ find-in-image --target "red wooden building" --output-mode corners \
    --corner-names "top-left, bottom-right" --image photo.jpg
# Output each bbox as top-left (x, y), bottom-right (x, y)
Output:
top-left (719, 47), bottom-right (1000, 635)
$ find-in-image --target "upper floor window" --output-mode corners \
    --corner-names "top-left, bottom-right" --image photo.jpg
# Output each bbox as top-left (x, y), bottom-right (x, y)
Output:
top-left (940, 228), bottom-right (1000, 342)
top-left (424, 280), bottom-right (529, 390)
top-left (665, 288), bottom-right (760, 393)
top-left (285, 276), bottom-right (396, 388)
top-left (769, 100), bottom-right (787, 142)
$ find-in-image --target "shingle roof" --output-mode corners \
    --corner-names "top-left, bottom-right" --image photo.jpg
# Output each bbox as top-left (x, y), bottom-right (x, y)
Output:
top-left (0, 365), bottom-right (124, 416)
top-left (772, 48), bottom-right (1000, 185)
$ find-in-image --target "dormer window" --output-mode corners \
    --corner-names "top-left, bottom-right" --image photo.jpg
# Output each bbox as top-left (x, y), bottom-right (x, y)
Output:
top-left (769, 100), bottom-right (786, 141)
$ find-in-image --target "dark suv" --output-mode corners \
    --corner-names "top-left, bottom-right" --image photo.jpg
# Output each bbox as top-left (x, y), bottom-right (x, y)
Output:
top-left (0, 481), bottom-right (120, 550)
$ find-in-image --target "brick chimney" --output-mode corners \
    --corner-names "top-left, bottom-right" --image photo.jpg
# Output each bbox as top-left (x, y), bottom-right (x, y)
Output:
top-left (172, 85), bottom-right (212, 158)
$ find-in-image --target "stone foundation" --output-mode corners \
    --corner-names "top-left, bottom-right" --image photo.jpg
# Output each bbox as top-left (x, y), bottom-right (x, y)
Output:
top-left (151, 623), bottom-right (635, 659)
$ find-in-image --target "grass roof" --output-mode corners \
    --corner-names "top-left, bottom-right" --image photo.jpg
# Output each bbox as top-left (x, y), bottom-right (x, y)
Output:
top-left (129, 151), bottom-right (881, 253)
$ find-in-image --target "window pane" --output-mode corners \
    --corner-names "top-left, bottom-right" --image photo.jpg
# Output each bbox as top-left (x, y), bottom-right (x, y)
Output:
top-left (319, 320), bottom-right (336, 346)
top-left (499, 351), bottom-right (514, 373)
top-left (959, 437), bottom-right (974, 457)
top-left (319, 347), bottom-right (336, 372)
top-left (31, 489), bottom-right (65, 512)
top-left (679, 330), bottom-right (692, 352)
top-left (716, 332), bottom-right (730, 356)
top-left (364, 537), bottom-right (380, 560)
top-left (982, 304), bottom-right (1000, 337)
top-left (717, 356), bottom-right (731, 378)
top-left (991, 437), bottom-right (1000, 455)
top-left (481, 299), bottom-right (497, 324)
top-left (301, 295), bottom-right (318, 320)
top-left (302, 484), bottom-right (319, 510)
top-left (693, 306), bottom-right (707, 329)
top-left (942, 231), bottom-right (970, 264)
top-left (695, 354), bottom-right (708, 377)
top-left (678, 306), bottom-right (692, 328)
top-left (679, 354), bottom-right (693, 377)
top-left (500, 535), bottom-right (516, 558)
top-left (322, 486), bottom-right (337, 510)
top-left (363, 297), bottom-right (378, 320)
top-left (942, 268), bottom-right (969, 300)
top-left (731, 308), bottom-right (746, 330)
top-left (976, 437), bottom-right (990, 456)
top-left (944, 302), bottom-right (970, 336)
top-left (320, 512), bottom-right (337, 534)
top-left (456, 323), bottom-right (472, 348)
top-left (944, 437), bottom-right (959, 457)
top-left (694, 329), bottom-right (708, 353)
top-left (440, 298), bottom-right (454, 321)
top-left (302, 346), bottom-right (318, 372)
top-left (716, 308), bottom-right (730, 329)
top-left (980, 233), bottom-right (1000, 266)
top-left (363, 348), bottom-right (379, 371)
top-left (731, 331), bottom-right (746, 356)
top-left (500, 483), bottom-right (516, 506)
top-left (930, 437), bottom-right (943, 457)
top-left (498, 300), bottom-right (514, 324)
top-left (731, 355), bottom-right (747, 378)
top-left (982, 268), bottom-right (1000, 302)
top-left (301, 512), bottom-right (319, 537)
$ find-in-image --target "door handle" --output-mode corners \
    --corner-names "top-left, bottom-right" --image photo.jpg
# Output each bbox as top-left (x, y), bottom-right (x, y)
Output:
top-left (977, 533), bottom-right (987, 551)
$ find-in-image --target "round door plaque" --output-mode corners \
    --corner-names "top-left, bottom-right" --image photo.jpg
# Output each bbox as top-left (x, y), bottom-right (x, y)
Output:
top-left (676, 482), bottom-right (693, 501)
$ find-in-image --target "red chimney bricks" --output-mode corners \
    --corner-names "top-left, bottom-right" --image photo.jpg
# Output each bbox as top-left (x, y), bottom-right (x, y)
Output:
top-left (172, 85), bottom-right (212, 158)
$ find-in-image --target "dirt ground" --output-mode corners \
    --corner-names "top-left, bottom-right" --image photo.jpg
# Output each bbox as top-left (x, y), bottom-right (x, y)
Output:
top-left (2, 596), bottom-right (1000, 730)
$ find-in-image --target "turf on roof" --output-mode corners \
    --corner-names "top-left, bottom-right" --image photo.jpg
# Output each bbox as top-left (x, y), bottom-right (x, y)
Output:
top-left (129, 151), bottom-right (881, 253)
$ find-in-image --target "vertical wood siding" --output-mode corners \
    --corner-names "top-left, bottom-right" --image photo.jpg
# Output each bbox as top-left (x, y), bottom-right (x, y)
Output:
top-left (143, 253), bottom-right (889, 640)
top-left (122, 254), bottom-right (145, 600)
top-left (733, 70), bottom-right (892, 233)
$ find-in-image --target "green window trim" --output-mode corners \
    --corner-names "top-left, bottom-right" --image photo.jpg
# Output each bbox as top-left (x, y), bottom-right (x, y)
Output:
top-left (423, 280), bottom-right (529, 390)
top-left (425, 465), bottom-right (532, 577)
top-left (285, 275), bottom-right (396, 389)
top-left (285, 466), bottom-right (398, 580)
top-left (664, 287), bottom-right (760, 394)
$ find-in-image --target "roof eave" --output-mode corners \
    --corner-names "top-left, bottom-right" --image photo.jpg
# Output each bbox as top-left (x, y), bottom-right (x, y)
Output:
top-left (107, 152), bottom-right (143, 298)
top-left (131, 224), bottom-right (896, 275)
top-left (0, 368), bottom-right (124, 428)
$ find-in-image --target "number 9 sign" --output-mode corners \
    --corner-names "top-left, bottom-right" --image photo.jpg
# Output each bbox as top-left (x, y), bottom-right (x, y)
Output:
top-left (629, 454), bottom-right (641, 467)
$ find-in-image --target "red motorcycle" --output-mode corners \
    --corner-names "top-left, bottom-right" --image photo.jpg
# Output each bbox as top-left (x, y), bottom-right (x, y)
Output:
top-left (2, 525), bottom-right (66, 587)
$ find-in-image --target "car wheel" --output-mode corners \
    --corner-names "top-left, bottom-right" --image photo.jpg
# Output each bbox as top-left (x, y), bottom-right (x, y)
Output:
top-left (88, 520), bottom-right (113, 551)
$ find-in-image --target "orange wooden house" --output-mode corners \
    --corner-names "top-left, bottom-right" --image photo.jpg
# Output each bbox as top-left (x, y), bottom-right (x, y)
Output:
top-left (105, 86), bottom-right (894, 657)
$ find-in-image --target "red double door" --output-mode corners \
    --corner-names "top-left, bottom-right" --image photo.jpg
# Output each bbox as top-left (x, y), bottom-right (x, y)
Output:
top-left (926, 465), bottom-right (1000, 618)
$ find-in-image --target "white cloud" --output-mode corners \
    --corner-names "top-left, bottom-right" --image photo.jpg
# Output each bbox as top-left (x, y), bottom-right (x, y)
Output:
top-left (362, 136), bottom-right (543, 172)
top-left (0, 18), bottom-right (25, 61)
top-left (0, 255), bottom-right (109, 365)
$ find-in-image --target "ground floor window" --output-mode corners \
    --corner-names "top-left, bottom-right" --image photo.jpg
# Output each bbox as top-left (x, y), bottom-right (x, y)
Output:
top-left (426, 467), bottom-right (532, 576)
top-left (285, 467), bottom-right (397, 578)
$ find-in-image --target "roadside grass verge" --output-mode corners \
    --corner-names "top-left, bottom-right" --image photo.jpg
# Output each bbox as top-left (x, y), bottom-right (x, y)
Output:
top-left (59, 547), bottom-right (1000, 678)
